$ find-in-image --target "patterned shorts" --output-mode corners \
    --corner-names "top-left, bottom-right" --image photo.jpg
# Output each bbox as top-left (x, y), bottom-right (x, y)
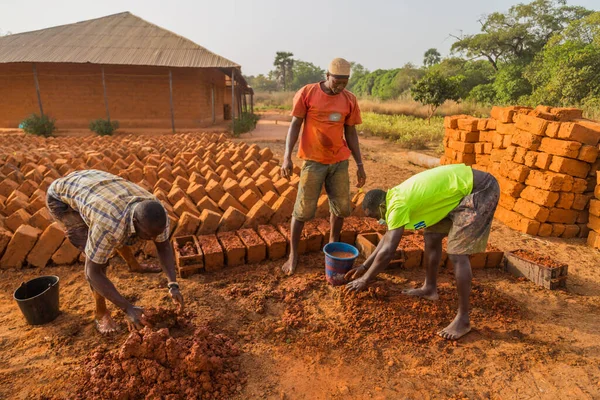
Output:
top-left (425, 172), bottom-right (500, 255)
top-left (46, 192), bottom-right (89, 252)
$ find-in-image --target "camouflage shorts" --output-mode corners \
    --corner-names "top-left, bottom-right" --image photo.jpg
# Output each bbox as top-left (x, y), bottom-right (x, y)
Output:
top-left (425, 172), bottom-right (500, 255)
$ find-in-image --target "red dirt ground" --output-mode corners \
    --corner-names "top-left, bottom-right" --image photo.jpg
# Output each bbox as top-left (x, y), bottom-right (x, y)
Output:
top-left (1, 115), bottom-right (600, 399)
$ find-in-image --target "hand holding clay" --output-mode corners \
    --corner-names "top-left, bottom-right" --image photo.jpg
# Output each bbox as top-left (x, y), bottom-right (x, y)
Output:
top-left (125, 305), bottom-right (151, 331)
top-left (344, 264), bottom-right (367, 281)
top-left (169, 287), bottom-right (184, 313)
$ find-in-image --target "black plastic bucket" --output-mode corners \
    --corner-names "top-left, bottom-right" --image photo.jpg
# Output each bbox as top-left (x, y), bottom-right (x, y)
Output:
top-left (13, 275), bottom-right (60, 325)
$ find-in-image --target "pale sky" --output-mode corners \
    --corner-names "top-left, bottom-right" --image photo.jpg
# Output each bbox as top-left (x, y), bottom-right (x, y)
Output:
top-left (0, 0), bottom-right (597, 76)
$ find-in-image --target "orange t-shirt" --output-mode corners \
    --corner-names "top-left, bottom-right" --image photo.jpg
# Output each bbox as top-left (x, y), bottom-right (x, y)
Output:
top-left (291, 82), bottom-right (362, 165)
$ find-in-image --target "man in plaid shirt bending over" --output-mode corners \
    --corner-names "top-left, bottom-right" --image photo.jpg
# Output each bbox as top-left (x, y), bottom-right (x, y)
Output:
top-left (47, 170), bottom-right (184, 333)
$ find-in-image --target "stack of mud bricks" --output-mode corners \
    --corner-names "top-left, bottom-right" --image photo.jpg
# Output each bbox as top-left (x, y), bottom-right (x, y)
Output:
top-left (586, 173), bottom-right (600, 248)
top-left (441, 105), bottom-right (600, 239)
top-left (441, 115), bottom-right (496, 170)
top-left (0, 131), bottom-right (370, 271)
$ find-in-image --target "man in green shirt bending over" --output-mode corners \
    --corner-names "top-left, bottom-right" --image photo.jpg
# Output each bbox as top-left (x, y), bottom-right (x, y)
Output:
top-left (346, 164), bottom-right (500, 340)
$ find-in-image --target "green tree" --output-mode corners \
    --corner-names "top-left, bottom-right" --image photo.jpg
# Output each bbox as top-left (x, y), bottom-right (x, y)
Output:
top-left (273, 51), bottom-right (294, 91)
top-left (291, 61), bottom-right (325, 90)
top-left (431, 58), bottom-right (496, 98)
top-left (493, 62), bottom-right (532, 104)
top-left (423, 48), bottom-right (441, 67)
top-left (412, 72), bottom-right (461, 123)
top-left (451, 0), bottom-right (592, 70)
top-left (245, 74), bottom-right (278, 92)
top-left (347, 62), bottom-right (369, 92)
top-left (524, 12), bottom-right (600, 106)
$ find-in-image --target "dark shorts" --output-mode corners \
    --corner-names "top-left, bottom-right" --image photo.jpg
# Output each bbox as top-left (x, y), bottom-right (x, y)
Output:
top-left (46, 192), bottom-right (89, 252)
top-left (425, 172), bottom-right (500, 255)
top-left (292, 160), bottom-right (351, 222)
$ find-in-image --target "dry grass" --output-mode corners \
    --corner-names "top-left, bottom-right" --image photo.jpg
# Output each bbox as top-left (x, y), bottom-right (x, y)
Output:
top-left (358, 112), bottom-right (444, 150)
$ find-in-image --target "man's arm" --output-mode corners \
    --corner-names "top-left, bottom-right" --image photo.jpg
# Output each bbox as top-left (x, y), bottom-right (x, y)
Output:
top-left (155, 240), bottom-right (184, 311)
top-left (344, 125), bottom-right (366, 188)
top-left (281, 116), bottom-right (304, 179)
top-left (346, 227), bottom-right (404, 291)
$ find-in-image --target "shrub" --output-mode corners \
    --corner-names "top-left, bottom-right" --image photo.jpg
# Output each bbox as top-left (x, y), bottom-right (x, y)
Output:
top-left (232, 113), bottom-right (260, 137)
top-left (20, 114), bottom-right (56, 137)
top-left (89, 119), bottom-right (120, 136)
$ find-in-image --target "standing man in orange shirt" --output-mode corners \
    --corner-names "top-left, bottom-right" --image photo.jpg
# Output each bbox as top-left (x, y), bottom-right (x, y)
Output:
top-left (280, 58), bottom-right (366, 275)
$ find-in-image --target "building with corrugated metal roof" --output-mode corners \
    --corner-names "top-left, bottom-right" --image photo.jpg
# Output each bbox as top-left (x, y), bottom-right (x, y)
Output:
top-left (0, 12), bottom-right (252, 130)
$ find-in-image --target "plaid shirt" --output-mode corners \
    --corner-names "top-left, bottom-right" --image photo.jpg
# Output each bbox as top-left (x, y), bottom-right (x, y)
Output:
top-left (48, 170), bottom-right (169, 264)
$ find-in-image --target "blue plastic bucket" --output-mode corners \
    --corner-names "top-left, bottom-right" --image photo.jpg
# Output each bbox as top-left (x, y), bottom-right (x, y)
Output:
top-left (323, 242), bottom-right (359, 286)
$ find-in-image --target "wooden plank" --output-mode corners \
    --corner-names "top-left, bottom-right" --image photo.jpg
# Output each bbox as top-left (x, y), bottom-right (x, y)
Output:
top-left (32, 63), bottom-right (44, 116)
top-left (169, 69), bottom-right (175, 133)
top-left (101, 66), bottom-right (110, 122)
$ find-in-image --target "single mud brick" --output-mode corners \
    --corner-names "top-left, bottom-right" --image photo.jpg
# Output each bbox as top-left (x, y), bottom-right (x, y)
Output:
top-left (577, 145), bottom-right (599, 164)
top-left (6, 209), bottom-right (32, 232)
top-left (256, 176), bottom-right (276, 196)
top-left (219, 170), bottom-right (237, 186)
top-left (186, 182), bottom-right (207, 204)
top-left (474, 143), bottom-right (484, 154)
top-left (495, 206), bottom-right (540, 235)
top-left (448, 140), bottom-right (474, 154)
top-left (340, 219), bottom-right (358, 245)
top-left (277, 223), bottom-right (307, 254)
top-left (172, 212), bottom-right (201, 237)
top-left (216, 231), bottom-right (246, 267)
top-left (501, 160), bottom-right (531, 183)
top-left (456, 118), bottom-right (479, 132)
top-left (577, 210), bottom-right (589, 225)
top-left (243, 160), bottom-right (259, 175)
top-left (240, 177), bottom-right (260, 197)
top-left (26, 222), bottom-right (65, 268)
top-left (536, 223), bottom-right (553, 237)
top-left (3, 196), bottom-right (29, 217)
top-left (555, 192), bottom-right (575, 210)
top-left (520, 186), bottom-right (559, 208)
top-left (172, 166), bottom-right (189, 180)
top-left (513, 198), bottom-right (549, 222)
top-left (499, 192), bottom-right (517, 210)
top-left (469, 253), bottom-right (487, 269)
top-left (215, 164), bottom-right (228, 176)
top-left (261, 191), bottom-right (278, 207)
top-left (204, 170), bottom-right (220, 184)
top-left (269, 196), bottom-right (295, 225)
top-left (158, 167), bottom-right (175, 183)
top-left (544, 121), bottom-right (561, 138)
top-left (0, 224), bottom-right (41, 269)
top-left (280, 186), bottom-right (298, 203)
top-left (189, 171), bottom-right (206, 185)
top-left (231, 161), bottom-right (245, 174)
top-left (38, 177), bottom-right (55, 192)
top-left (444, 116), bottom-right (460, 129)
top-left (485, 245), bottom-right (504, 268)
top-left (197, 196), bottom-right (221, 215)
top-left (223, 179), bottom-right (244, 199)
top-left (588, 214), bottom-right (600, 232)
top-left (512, 129), bottom-right (543, 150)
top-left (154, 178), bottom-right (172, 193)
top-left (539, 138), bottom-right (582, 158)
top-left (258, 147), bottom-right (274, 163)
top-left (589, 199), bottom-right (600, 217)
top-left (29, 207), bottom-right (53, 231)
top-left (0, 228), bottom-right (11, 258)
top-left (257, 224), bottom-right (287, 260)
top-left (525, 170), bottom-right (566, 192)
top-left (560, 224), bottom-right (580, 238)
top-left (239, 189), bottom-right (261, 211)
top-left (217, 207), bottom-right (246, 232)
top-left (302, 224), bottom-right (323, 253)
top-left (315, 195), bottom-right (331, 218)
top-left (197, 209), bottom-right (222, 235)
top-left (273, 178), bottom-right (290, 195)
top-left (51, 239), bottom-right (81, 265)
top-left (523, 151), bottom-right (539, 168)
top-left (548, 156), bottom-right (591, 179)
top-left (243, 200), bottom-right (275, 229)
top-left (196, 234), bottom-right (224, 271)
top-left (491, 106), bottom-right (516, 123)
top-left (515, 114), bottom-right (549, 136)
top-left (205, 180), bottom-right (226, 203)
top-left (502, 134), bottom-right (514, 148)
top-left (549, 107), bottom-right (583, 121)
top-left (456, 152), bottom-right (476, 165)
top-left (557, 122), bottom-right (600, 146)
top-left (167, 187), bottom-right (188, 206)
top-left (477, 119), bottom-right (489, 131)
top-left (236, 228), bottom-right (266, 263)
top-left (218, 192), bottom-right (248, 214)
top-left (268, 165), bottom-right (281, 180)
top-left (16, 180), bottom-right (38, 198)
top-left (497, 176), bottom-right (525, 197)
top-left (497, 122), bottom-right (516, 135)
top-left (355, 233), bottom-right (378, 258)
top-left (571, 177), bottom-right (587, 194)
top-left (174, 197), bottom-right (199, 218)
top-left (547, 207), bottom-right (578, 224)
top-left (588, 230), bottom-right (600, 247)
top-left (172, 176), bottom-right (190, 192)
top-left (7, 189), bottom-right (28, 205)
top-left (535, 153), bottom-right (552, 170)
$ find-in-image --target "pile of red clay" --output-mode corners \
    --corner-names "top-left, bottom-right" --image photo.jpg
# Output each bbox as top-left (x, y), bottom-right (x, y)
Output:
top-left (179, 241), bottom-right (197, 257)
top-left (76, 308), bottom-right (244, 399)
top-left (513, 249), bottom-right (565, 269)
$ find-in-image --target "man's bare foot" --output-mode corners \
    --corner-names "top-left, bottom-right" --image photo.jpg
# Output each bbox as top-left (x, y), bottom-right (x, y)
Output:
top-left (438, 314), bottom-right (471, 340)
top-left (281, 257), bottom-right (298, 276)
top-left (129, 262), bottom-right (162, 273)
top-left (95, 313), bottom-right (118, 334)
top-left (402, 286), bottom-right (439, 301)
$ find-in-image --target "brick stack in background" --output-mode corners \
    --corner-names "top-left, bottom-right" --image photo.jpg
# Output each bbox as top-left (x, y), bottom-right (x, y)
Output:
top-left (442, 105), bottom-right (600, 239)
top-left (442, 115), bottom-right (497, 172)
top-left (587, 172), bottom-right (600, 248)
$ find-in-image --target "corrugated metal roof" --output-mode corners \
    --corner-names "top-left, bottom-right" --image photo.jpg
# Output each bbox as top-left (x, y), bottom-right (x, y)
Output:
top-left (0, 12), bottom-right (241, 69)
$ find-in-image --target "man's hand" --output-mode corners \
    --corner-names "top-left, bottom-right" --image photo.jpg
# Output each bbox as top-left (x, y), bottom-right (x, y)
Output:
top-left (169, 287), bottom-right (184, 313)
top-left (346, 276), bottom-right (369, 292)
top-left (281, 157), bottom-right (294, 179)
top-left (345, 264), bottom-right (368, 281)
top-left (125, 305), bottom-right (151, 331)
top-left (356, 165), bottom-right (367, 188)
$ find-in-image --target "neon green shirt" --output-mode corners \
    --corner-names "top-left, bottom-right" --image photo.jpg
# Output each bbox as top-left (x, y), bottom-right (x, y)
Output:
top-left (385, 164), bottom-right (473, 231)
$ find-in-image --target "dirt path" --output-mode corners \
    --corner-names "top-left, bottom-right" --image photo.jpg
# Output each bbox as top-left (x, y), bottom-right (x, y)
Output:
top-left (0, 114), bottom-right (599, 399)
